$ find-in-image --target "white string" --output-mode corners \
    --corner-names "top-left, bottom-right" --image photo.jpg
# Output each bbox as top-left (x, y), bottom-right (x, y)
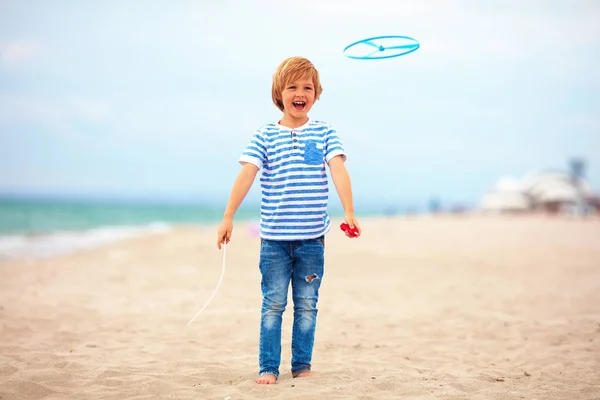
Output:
top-left (187, 241), bottom-right (227, 326)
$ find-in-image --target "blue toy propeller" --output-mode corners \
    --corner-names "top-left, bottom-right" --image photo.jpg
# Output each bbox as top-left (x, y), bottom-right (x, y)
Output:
top-left (343, 35), bottom-right (420, 60)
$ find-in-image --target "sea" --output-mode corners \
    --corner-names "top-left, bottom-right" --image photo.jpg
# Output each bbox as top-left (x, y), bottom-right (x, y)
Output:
top-left (0, 197), bottom-right (262, 260)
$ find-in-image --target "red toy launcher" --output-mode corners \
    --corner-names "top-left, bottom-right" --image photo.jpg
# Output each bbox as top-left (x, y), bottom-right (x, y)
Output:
top-left (340, 222), bottom-right (359, 237)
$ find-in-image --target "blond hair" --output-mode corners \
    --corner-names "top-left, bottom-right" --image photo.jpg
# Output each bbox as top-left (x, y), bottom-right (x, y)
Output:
top-left (271, 56), bottom-right (323, 112)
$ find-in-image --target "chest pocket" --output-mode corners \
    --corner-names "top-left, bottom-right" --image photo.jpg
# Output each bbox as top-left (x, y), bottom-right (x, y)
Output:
top-left (303, 140), bottom-right (324, 165)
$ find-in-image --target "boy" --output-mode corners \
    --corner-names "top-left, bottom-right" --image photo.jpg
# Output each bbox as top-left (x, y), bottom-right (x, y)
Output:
top-left (216, 56), bottom-right (361, 384)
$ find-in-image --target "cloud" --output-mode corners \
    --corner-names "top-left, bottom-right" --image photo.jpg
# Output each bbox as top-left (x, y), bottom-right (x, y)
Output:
top-left (0, 94), bottom-right (66, 130)
top-left (71, 97), bottom-right (113, 125)
top-left (0, 41), bottom-right (41, 65)
top-left (574, 114), bottom-right (600, 134)
top-left (0, 94), bottom-right (113, 135)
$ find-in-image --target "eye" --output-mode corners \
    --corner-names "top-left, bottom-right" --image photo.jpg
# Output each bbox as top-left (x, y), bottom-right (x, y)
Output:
top-left (288, 85), bottom-right (296, 89)
top-left (305, 87), bottom-right (313, 90)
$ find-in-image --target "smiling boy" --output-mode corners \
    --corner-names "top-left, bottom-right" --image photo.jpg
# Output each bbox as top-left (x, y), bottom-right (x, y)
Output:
top-left (216, 56), bottom-right (361, 384)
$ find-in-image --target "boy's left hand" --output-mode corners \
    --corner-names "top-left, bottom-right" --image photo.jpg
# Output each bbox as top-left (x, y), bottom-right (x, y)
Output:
top-left (341, 214), bottom-right (361, 238)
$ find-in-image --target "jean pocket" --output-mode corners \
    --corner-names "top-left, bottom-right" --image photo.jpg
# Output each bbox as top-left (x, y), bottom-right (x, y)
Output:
top-left (303, 140), bottom-right (323, 165)
top-left (309, 235), bottom-right (325, 247)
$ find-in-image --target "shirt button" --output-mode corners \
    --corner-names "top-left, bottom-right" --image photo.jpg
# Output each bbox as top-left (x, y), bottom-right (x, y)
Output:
top-left (293, 139), bottom-right (297, 142)
top-left (293, 145), bottom-right (297, 149)
top-left (292, 132), bottom-right (296, 136)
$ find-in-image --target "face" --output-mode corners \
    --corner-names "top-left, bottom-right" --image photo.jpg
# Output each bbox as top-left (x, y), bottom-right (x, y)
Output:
top-left (280, 76), bottom-right (316, 121)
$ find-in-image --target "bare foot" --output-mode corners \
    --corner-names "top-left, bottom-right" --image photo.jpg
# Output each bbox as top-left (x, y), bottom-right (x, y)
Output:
top-left (255, 374), bottom-right (277, 384)
top-left (294, 371), bottom-right (313, 378)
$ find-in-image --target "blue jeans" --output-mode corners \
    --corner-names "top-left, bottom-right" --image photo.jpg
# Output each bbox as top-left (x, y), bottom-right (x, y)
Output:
top-left (258, 236), bottom-right (325, 378)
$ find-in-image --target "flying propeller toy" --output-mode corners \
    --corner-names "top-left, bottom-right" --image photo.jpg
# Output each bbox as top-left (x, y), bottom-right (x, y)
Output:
top-left (343, 35), bottom-right (420, 60)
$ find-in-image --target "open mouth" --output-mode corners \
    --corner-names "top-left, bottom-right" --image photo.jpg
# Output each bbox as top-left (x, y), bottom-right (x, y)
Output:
top-left (292, 101), bottom-right (306, 110)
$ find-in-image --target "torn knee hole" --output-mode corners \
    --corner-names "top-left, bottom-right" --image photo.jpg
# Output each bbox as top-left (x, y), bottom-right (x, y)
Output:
top-left (305, 274), bottom-right (318, 283)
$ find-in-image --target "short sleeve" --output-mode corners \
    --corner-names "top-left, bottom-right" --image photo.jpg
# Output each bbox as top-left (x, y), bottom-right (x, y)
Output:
top-left (238, 130), bottom-right (267, 169)
top-left (325, 126), bottom-right (346, 163)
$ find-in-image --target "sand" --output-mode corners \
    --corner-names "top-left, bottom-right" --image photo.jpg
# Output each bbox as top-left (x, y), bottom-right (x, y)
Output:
top-left (1, 215), bottom-right (599, 399)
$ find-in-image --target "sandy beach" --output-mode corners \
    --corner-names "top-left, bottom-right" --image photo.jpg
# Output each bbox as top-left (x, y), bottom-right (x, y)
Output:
top-left (1, 215), bottom-right (599, 399)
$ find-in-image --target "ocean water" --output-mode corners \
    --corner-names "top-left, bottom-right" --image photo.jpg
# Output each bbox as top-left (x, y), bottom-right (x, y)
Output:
top-left (0, 197), bottom-right (260, 260)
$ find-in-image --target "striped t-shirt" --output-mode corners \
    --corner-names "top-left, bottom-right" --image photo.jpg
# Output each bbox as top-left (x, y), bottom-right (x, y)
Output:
top-left (238, 118), bottom-right (346, 241)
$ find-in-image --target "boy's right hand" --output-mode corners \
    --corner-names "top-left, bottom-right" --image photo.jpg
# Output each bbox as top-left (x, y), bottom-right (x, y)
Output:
top-left (216, 218), bottom-right (233, 249)
top-left (340, 213), bottom-right (361, 238)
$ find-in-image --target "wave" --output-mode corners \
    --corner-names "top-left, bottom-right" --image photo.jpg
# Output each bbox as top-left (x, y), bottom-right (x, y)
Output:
top-left (0, 222), bottom-right (172, 260)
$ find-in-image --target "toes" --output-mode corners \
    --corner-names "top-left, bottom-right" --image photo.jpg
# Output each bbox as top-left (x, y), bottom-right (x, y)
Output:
top-left (255, 377), bottom-right (277, 384)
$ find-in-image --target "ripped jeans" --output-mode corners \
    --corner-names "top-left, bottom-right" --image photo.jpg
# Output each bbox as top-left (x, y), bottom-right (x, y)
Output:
top-left (258, 236), bottom-right (325, 378)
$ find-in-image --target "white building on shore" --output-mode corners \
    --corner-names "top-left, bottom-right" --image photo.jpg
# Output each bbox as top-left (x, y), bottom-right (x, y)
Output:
top-left (480, 170), bottom-right (597, 215)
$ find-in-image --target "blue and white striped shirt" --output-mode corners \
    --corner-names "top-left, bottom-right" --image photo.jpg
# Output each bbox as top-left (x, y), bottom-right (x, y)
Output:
top-left (239, 118), bottom-right (346, 241)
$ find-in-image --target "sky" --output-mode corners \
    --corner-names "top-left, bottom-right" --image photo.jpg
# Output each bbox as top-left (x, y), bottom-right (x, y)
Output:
top-left (1, 0), bottom-right (599, 212)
